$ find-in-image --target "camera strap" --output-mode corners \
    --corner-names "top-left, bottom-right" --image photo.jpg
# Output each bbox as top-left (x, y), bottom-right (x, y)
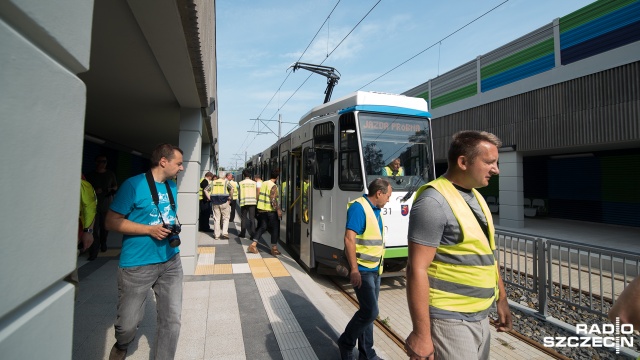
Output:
top-left (145, 171), bottom-right (179, 226)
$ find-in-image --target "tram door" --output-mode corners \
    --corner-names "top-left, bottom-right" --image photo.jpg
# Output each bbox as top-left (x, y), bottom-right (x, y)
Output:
top-left (299, 141), bottom-right (313, 268)
top-left (287, 148), bottom-right (302, 256)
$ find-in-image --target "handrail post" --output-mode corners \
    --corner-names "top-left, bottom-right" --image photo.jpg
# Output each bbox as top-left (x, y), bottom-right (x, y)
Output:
top-left (537, 237), bottom-right (548, 318)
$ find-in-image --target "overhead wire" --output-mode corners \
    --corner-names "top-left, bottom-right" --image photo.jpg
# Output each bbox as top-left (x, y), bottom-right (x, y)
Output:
top-left (233, 0), bottom-right (342, 163)
top-left (357, 0), bottom-right (510, 90)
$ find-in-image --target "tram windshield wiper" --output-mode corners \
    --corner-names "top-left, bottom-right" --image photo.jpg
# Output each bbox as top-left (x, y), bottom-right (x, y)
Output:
top-left (400, 169), bottom-right (428, 202)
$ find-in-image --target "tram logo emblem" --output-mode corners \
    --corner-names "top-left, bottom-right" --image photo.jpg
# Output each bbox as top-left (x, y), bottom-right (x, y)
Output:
top-left (401, 205), bottom-right (409, 216)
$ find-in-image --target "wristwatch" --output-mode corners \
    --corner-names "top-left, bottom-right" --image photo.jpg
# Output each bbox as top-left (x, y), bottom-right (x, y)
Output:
top-left (83, 228), bottom-right (94, 234)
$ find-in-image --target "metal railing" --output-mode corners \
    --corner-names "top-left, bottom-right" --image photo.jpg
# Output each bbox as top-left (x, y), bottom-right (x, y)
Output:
top-left (495, 230), bottom-right (640, 319)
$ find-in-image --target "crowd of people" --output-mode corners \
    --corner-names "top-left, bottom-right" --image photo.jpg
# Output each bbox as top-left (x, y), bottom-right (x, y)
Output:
top-left (73, 133), bottom-right (636, 360)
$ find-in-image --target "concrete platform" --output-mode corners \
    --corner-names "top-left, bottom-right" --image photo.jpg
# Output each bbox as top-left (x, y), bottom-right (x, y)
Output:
top-left (71, 212), bottom-right (631, 359)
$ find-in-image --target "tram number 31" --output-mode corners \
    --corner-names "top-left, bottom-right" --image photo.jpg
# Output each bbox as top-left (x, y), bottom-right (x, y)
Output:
top-left (381, 208), bottom-right (392, 215)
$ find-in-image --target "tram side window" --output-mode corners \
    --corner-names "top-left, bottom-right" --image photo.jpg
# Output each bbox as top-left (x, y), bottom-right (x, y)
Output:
top-left (313, 122), bottom-right (335, 190)
top-left (339, 113), bottom-right (363, 191)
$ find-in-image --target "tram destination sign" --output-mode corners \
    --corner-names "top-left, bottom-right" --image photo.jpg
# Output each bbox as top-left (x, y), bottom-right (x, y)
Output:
top-left (362, 120), bottom-right (421, 133)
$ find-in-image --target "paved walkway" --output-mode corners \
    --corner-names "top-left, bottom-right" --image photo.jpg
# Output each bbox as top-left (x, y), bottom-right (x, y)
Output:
top-left (71, 213), bottom-right (589, 359)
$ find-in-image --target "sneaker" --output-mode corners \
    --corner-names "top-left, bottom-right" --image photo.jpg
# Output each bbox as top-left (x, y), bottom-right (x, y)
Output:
top-left (109, 343), bottom-right (127, 360)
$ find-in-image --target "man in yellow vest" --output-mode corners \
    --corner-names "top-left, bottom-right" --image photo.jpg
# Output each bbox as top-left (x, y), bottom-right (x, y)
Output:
top-left (250, 169), bottom-right (282, 256)
top-left (238, 170), bottom-right (257, 242)
top-left (198, 172), bottom-right (214, 232)
top-left (210, 172), bottom-right (234, 240)
top-left (381, 158), bottom-right (404, 177)
top-left (405, 131), bottom-right (512, 360)
top-left (338, 178), bottom-right (392, 360)
top-left (229, 174), bottom-right (239, 223)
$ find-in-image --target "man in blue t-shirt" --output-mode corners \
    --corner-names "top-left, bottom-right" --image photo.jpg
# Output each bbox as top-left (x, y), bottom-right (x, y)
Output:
top-left (105, 144), bottom-right (184, 360)
top-left (338, 178), bottom-right (392, 360)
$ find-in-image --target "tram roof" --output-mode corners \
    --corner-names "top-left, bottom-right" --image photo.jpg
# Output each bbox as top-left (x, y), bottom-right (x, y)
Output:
top-left (298, 91), bottom-right (430, 126)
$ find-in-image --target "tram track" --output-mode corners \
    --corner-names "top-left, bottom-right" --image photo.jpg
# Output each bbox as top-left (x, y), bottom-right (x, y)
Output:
top-left (327, 274), bottom-right (570, 360)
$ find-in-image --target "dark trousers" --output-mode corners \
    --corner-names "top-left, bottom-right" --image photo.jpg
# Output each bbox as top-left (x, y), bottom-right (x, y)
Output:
top-left (198, 200), bottom-right (211, 230)
top-left (239, 205), bottom-right (256, 238)
top-left (338, 271), bottom-right (381, 360)
top-left (229, 200), bottom-right (236, 222)
top-left (89, 206), bottom-right (109, 257)
top-left (253, 211), bottom-right (279, 245)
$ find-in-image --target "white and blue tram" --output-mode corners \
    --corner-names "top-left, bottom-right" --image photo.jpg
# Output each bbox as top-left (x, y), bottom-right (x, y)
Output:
top-left (246, 91), bottom-right (435, 272)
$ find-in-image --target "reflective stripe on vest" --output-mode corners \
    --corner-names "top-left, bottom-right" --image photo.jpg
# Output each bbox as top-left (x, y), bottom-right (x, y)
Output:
top-left (257, 180), bottom-right (275, 211)
top-left (239, 179), bottom-right (257, 206)
top-left (347, 197), bottom-right (385, 273)
top-left (413, 177), bottom-right (498, 313)
top-left (211, 179), bottom-right (228, 195)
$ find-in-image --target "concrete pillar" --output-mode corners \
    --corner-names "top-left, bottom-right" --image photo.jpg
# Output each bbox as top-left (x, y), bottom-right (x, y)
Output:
top-left (498, 151), bottom-right (524, 228)
top-left (0, 1), bottom-right (94, 358)
top-left (201, 143), bottom-right (212, 176)
top-left (177, 108), bottom-right (203, 275)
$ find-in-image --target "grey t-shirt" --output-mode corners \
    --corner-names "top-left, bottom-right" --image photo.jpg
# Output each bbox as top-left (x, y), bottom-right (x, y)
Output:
top-left (407, 185), bottom-right (494, 321)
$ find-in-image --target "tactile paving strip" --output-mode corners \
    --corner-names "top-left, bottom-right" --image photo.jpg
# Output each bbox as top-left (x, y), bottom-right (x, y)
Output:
top-left (254, 277), bottom-right (318, 359)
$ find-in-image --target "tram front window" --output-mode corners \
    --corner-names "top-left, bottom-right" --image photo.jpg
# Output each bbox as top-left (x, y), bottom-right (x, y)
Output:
top-left (359, 113), bottom-right (432, 191)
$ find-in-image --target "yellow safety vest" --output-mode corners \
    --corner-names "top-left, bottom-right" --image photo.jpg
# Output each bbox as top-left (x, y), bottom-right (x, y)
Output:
top-left (229, 180), bottom-right (238, 200)
top-left (198, 177), bottom-right (208, 200)
top-left (80, 179), bottom-right (97, 228)
top-left (347, 197), bottom-right (385, 274)
top-left (239, 179), bottom-right (257, 206)
top-left (383, 166), bottom-right (404, 176)
top-left (211, 179), bottom-right (229, 196)
top-left (257, 180), bottom-right (276, 211)
top-left (413, 177), bottom-right (499, 313)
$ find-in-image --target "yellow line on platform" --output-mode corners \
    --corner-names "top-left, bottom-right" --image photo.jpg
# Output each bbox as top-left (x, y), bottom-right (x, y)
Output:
top-left (194, 264), bottom-right (215, 275)
top-left (198, 247), bottom-right (215, 254)
top-left (214, 264), bottom-right (233, 274)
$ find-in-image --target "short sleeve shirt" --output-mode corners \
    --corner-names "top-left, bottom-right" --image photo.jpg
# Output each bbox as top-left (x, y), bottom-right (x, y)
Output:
top-left (407, 186), bottom-right (493, 321)
top-left (110, 173), bottom-right (180, 268)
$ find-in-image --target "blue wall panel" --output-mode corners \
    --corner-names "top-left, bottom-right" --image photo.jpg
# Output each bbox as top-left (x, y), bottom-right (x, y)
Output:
top-left (481, 54), bottom-right (554, 92)
top-left (562, 20), bottom-right (640, 65)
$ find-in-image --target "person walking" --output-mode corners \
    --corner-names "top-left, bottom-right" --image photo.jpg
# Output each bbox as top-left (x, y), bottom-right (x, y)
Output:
top-left (250, 169), bottom-right (282, 256)
top-left (238, 170), bottom-right (257, 243)
top-left (405, 130), bottom-right (512, 360)
top-left (229, 174), bottom-right (239, 223)
top-left (338, 178), bottom-right (392, 360)
top-left (210, 172), bottom-right (234, 240)
top-left (86, 154), bottom-right (118, 259)
top-left (105, 144), bottom-right (184, 360)
top-left (198, 172), bottom-right (214, 232)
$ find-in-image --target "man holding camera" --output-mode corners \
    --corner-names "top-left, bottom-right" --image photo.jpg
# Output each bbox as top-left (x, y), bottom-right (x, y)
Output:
top-left (105, 144), bottom-right (184, 360)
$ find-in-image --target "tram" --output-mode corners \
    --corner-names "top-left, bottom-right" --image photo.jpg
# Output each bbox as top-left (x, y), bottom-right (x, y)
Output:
top-left (245, 91), bottom-right (435, 272)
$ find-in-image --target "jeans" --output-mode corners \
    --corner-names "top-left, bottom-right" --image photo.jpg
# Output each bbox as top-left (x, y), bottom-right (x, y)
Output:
top-left (253, 211), bottom-right (279, 245)
top-left (239, 205), bottom-right (256, 237)
top-left (338, 271), bottom-right (380, 360)
top-left (114, 254), bottom-right (183, 359)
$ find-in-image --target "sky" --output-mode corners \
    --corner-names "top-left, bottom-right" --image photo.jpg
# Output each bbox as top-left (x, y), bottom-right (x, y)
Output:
top-left (215, 0), bottom-right (594, 170)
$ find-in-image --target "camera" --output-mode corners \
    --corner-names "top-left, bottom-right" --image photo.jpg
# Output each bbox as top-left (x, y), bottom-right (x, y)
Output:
top-left (163, 223), bottom-right (182, 248)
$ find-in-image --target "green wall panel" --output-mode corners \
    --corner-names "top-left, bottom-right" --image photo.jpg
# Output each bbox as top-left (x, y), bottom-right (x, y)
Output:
top-left (432, 83), bottom-right (477, 108)
top-left (481, 39), bottom-right (554, 79)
